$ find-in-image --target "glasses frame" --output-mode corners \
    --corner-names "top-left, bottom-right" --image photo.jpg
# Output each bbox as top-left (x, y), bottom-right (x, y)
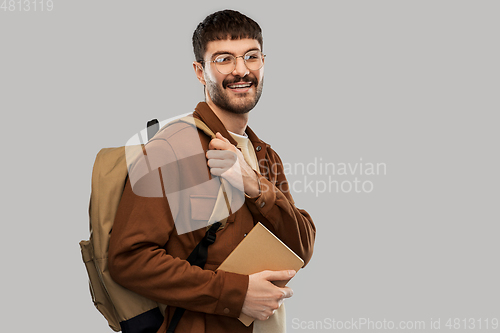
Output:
top-left (201, 50), bottom-right (266, 75)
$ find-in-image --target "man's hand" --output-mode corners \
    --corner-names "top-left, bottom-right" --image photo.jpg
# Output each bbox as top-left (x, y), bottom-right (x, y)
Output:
top-left (206, 132), bottom-right (260, 197)
top-left (241, 270), bottom-right (296, 321)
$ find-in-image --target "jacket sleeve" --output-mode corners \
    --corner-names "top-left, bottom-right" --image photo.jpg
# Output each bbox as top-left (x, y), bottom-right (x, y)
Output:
top-left (245, 148), bottom-right (316, 267)
top-left (108, 139), bottom-right (248, 318)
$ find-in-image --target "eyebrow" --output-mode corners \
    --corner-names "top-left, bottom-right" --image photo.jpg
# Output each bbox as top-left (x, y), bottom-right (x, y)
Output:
top-left (210, 48), bottom-right (261, 59)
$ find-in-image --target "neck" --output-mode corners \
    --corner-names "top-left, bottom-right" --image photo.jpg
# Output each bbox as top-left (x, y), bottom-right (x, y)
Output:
top-left (206, 99), bottom-right (249, 136)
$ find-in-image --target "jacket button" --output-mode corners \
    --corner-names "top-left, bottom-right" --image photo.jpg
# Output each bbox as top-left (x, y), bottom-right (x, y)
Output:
top-left (260, 201), bottom-right (266, 208)
top-left (256, 146), bottom-right (262, 151)
top-left (223, 308), bottom-right (230, 314)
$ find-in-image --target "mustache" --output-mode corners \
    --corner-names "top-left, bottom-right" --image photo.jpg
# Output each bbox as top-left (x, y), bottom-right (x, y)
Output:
top-left (223, 75), bottom-right (258, 89)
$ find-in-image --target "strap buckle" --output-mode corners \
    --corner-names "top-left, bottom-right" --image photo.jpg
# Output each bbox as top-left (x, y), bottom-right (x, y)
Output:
top-left (204, 222), bottom-right (221, 245)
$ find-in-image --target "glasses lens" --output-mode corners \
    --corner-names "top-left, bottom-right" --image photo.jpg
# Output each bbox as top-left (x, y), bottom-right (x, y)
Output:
top-left (213, 52), bottom-right (264, 74)
top-left (244, 51), bottom-right (264, 71)
top-left (214, 54), bottom-right (235, 74)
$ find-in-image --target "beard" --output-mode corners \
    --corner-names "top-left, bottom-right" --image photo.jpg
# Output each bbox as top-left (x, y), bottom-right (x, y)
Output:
top-left (205, 74), bottom-right (264, 114)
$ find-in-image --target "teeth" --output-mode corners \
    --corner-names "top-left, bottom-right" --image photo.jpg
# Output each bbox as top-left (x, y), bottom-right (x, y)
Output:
top-left (229, 83), bottom-right (251, 88)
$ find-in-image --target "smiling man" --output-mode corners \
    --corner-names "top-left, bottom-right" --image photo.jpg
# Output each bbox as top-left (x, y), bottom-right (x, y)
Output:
top-left (108, 9), bottom-right (315, 333)
top-left (196, 39), bottom-right (264, 115)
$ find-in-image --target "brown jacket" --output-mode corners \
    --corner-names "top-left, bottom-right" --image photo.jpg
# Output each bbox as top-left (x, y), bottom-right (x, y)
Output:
top-left (108, 102), bottom-right (316, 333)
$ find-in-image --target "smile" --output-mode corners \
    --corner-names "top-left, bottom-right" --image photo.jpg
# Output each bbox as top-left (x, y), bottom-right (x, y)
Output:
top-left (226, 82), bottom-right (253, 91)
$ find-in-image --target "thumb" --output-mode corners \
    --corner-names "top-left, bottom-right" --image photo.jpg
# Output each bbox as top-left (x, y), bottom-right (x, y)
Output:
top-left (215, 132), bottom-right (230, 142)
top-left (263, 270), bottom-right (296, 282)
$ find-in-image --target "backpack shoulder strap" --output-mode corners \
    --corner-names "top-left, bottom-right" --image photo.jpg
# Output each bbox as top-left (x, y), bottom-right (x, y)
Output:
top-left (151, 116), bottom-right (216, 141)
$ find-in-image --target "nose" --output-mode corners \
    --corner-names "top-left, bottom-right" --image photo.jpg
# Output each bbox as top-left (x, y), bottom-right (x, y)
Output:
top-left (232, 56), bottom-right (250, 77)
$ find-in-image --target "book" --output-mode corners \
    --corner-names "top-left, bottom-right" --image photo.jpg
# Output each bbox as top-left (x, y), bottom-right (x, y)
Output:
top-left (216, 222), bottom-right (304, 326)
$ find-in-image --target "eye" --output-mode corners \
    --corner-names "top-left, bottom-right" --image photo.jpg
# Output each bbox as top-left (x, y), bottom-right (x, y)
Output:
top-left (215, 55), bottom-right (233, 64)
top-left (244, 52), bottom-right (261, 62)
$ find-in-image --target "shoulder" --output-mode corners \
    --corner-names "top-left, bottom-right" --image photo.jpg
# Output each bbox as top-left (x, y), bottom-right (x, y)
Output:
top-left (135, 119), bottom-right (210, 175)
top-left (152, 121), bottom-right (198, 145)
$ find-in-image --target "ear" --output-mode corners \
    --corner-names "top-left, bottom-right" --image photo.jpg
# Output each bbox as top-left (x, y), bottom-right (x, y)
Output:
top-left (193, 62), bottom-right (206, 86)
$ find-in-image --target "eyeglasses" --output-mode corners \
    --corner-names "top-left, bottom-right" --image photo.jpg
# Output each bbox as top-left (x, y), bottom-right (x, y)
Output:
top-left (202, 50), bottom-right (266, 75)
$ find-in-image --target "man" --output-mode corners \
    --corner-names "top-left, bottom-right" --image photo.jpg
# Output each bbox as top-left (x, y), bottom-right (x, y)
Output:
top-left (108, 9), bottom-right (315, 333)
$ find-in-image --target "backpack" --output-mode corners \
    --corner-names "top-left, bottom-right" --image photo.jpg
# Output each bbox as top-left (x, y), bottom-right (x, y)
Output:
top-left (80, 117), bottom-right (229, 333)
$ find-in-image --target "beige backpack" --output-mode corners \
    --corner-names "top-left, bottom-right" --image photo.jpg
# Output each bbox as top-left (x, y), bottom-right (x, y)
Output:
top-left (79, 117), bottom-right (229, 332)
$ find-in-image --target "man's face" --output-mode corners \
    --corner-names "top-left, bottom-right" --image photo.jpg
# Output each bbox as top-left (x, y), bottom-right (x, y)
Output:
top-left (201, 38), bottom-right (264, 114)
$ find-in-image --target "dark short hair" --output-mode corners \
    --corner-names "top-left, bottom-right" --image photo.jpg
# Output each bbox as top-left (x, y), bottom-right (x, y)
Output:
top-left (192, 9), bottom-right (263, 63)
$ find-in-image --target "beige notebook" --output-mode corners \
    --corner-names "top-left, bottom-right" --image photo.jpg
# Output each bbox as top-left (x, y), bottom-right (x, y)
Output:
top-left (216, 222), bottom-right (304, 326)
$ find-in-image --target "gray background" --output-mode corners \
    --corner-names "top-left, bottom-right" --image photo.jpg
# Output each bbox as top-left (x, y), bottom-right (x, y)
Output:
top-left (1, 0), bottom-right (498, 332)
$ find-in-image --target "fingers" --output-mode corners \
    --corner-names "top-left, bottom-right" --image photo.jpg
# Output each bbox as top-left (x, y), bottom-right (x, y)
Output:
top-left (206, 149), bottom-right (237, 161)
top-left (206, 133), bottom-right (240, 178)
top-left (206, 150), bottom-right (238, 177)
top-left (261, 270), bottom-right (295, 299)
top-left (262, 269), bottom-right (296, 282)
top-left (260, 270), bottom-right (295, 299)
top-left (216, 132), bottom-right (230, 142)
top-left (242, 270), bottom-right (297, 322)
top-left (208, 132), bottom-right (233, 151)
top-left (280, 286), bottom-right (294, 299)
top-left (205, 132), bottom-right (247, 191)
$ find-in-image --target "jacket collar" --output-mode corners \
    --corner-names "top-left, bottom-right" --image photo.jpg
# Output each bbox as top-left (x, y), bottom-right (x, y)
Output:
top-left (193, 102), bottom-right (269, 148)
top-left (193, 102), bottom-right (271, 176)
